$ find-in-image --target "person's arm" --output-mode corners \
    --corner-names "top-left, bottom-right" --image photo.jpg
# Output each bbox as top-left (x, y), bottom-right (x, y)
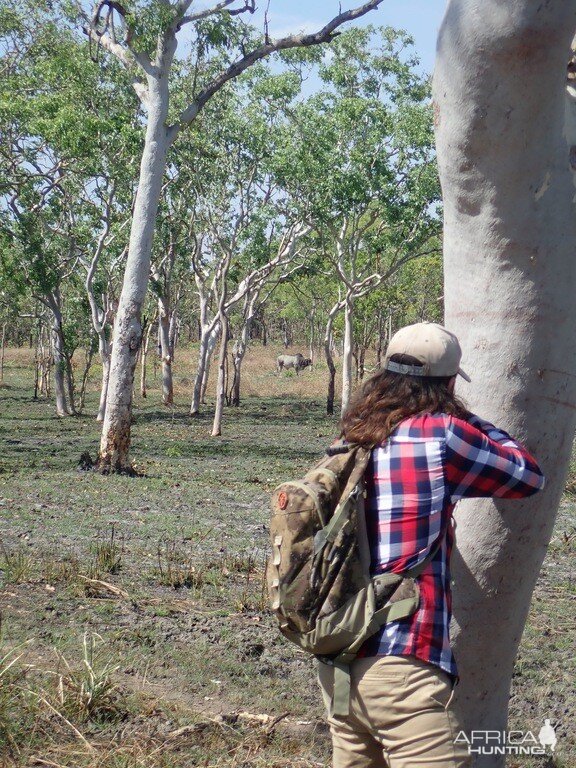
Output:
top-left (444, 414), bottom-right (545, 501)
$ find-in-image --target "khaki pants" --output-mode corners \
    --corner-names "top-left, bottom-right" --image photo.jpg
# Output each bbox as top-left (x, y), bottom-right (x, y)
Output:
top-left (318, 655), bottom-right (472, 768)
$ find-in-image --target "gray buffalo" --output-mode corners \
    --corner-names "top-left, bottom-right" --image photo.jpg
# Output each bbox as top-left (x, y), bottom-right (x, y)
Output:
top-left (277, 353), bottom-right (313, 374)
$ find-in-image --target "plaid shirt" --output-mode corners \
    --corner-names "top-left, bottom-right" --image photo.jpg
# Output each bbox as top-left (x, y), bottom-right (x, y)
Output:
top-left (360, 412), bottom-right (545, 676)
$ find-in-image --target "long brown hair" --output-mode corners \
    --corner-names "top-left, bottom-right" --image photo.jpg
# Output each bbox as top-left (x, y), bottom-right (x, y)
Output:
top-left (341, 354), bottom-right (471, 446)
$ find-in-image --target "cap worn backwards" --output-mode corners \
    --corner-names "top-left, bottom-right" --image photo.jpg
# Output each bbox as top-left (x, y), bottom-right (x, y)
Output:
top-left (384, 322), bottom-right (471, 382)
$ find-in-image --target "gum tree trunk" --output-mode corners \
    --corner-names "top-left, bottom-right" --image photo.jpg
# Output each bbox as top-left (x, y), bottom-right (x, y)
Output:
top-left (158, 295), bottom-right (173, 405)
top-left (230, 293), bottom-right (257, 408)
top-left (168, 305), bottom-right (179, 358)
top-left (190, 321), bottom-right (218, 415)
top-left (46, 294), bottom-right (72, 417)
top-left (51, 315), bottom-right (69, 417)
top-left (434, 1), bottom-right (576, 760)
top-left (97, 339), bottom-right (110, 422)
top-left (200, 326), bottom-right (219, 405)
top-left (99, 73), bottom-right (172, 469)
top-left (211, 312), bottom-right (230, 437)
top-left (341, 294), bottom-right (354, 416)
top-left (324, 304), bottom-right (342, 416)
top-left (139, 319), bottom-right (152, 398)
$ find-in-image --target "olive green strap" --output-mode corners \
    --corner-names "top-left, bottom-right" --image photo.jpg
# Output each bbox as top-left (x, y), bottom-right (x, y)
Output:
top-left (369, 595), bottom-right (420, 631)
top-left (313, 488), bottom-right (358, 553)
top-left (332, 661), bottom-right (352, 717)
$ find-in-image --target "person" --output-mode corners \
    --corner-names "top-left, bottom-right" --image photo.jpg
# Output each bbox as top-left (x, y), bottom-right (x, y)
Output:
top-left (317, 321), bottom-right (545, 768)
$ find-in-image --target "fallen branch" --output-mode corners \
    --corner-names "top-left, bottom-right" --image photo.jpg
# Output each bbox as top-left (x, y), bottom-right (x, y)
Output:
top-left (78, 575), bottom-right (130, 600)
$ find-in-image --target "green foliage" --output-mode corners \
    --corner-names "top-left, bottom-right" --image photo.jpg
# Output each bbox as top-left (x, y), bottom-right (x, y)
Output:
top-left (0, 3), bottom-right (444, 408)
top-left (272, 26), bottom-right (439, 224)
top-left (0, 0), bottom-right (138, 380)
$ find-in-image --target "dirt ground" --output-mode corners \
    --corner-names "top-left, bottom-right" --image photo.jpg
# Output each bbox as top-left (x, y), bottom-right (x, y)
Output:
top-left (0, 346), bottom-right (574, 767)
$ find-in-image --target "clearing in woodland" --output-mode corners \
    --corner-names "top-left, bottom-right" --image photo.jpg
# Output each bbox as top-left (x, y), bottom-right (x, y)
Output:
top-left (0, 346), bottom-right (574, 767)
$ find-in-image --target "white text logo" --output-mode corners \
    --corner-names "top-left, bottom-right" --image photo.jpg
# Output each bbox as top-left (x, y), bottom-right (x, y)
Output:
top-left (455, 720), bottom-right (559, 756)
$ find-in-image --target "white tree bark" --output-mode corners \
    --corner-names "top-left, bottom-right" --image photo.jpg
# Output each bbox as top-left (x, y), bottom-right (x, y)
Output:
top-left (210, 250), bottom-right (232, 437)
top-left (341, 294), bottom-right (354, 416)
top-left (191, 320), bottom-right (219, 415)
top-left (211, 312), bottom-right (230, 437)
top-left (434, 1), bottom-right (576, 759)
top-left (97, 344), bottom-right (111, 422)
top-left (168, 303), bottom-right (179, 358)
top-left (84, 283), bottom-right (113, 422)
top-left (158, 294), bottom-right (173, 406)
top-left (201, 326), bottom-right (219, 404)
top-left (99, 70), bottom-right (173, 468)
top-left (140, 318), bottom-right (155, 400)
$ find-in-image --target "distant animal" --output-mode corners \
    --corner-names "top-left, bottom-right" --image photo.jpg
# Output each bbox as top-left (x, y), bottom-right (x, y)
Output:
top-left (277, 353), bottom-right (313, 374)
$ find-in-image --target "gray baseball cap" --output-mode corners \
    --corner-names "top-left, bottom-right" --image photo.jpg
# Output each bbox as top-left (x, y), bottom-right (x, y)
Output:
top-left (384, 322), bottom-right (471, 381)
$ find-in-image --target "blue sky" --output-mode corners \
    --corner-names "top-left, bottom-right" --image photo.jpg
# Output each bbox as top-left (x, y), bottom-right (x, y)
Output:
top-left (248, 1), bottom-right (446, 75)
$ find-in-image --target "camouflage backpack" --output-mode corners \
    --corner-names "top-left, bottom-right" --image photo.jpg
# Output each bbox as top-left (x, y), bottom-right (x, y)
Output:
top-left (266, 440), bottom-right (440, 716)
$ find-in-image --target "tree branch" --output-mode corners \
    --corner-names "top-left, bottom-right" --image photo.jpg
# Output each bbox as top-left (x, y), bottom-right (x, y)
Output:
top-left (180, 0), bottom-right (256, 26)
top-left (171, 0), bottom-right (385, 137)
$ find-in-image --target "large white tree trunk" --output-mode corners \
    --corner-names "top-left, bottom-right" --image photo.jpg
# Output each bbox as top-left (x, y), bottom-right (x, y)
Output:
top-left (99, 77), bottom-right (171, 469)
top-left (435, 1), bottom-right (576, 760)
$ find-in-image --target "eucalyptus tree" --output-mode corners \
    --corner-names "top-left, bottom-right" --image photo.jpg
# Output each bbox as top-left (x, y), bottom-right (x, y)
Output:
top-left (0, 3), bottom-right (78, 414)
top-left (162, 63), bottom-right (312, 422)
top-left (435, 1), bottom-right (576, 758)
top-left (70, 0), bottom-right (386, 470)
top-left (0, 0), bottom-right (137, 417)
top-left (274, 27), bottom-right (441, 414)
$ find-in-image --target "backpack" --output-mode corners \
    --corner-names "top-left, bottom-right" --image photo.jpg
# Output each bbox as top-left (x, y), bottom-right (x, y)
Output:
top-left (266, 440), bottom-right (440, 717)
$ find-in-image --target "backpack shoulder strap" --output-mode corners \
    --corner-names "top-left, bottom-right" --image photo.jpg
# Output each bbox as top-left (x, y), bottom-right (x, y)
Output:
top-left (326, 532), bottom-right (447, 717)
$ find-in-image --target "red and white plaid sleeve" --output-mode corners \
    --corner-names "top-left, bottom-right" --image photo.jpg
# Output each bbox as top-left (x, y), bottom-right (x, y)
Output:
top-left (444, 415), bottom-right (545, 501)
